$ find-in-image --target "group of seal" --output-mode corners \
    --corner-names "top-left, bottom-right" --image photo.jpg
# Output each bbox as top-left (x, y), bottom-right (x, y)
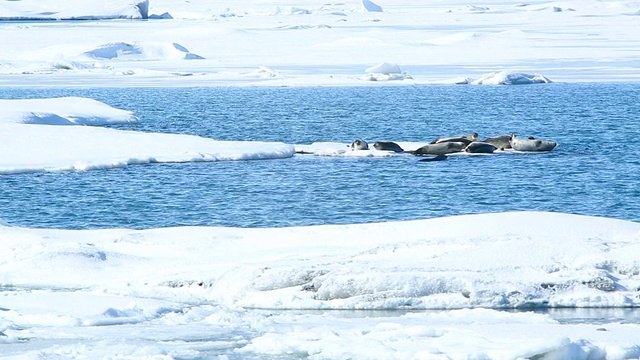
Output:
top-left (350, 132), bottom-right (557, 160)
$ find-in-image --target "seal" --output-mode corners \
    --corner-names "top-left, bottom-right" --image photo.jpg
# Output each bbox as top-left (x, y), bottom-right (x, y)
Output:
top-left (510, 134), bottom-right (557, 152)
top-left (430, 132), bottom-right (478, 146)
top-left (465, 142), bottom-right (497, 154)
top-left (411, 141), bottom-right (467, 155)
top-left (482, 135), bottom-right (512, 150)
top-left (373, 141), bottom-right (404, 152)
top-left (350, 139), bottom-right (369, 150)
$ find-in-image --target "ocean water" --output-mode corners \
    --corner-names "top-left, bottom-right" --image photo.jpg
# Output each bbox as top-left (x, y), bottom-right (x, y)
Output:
top-left (1, 83), bottom-right (639, 229)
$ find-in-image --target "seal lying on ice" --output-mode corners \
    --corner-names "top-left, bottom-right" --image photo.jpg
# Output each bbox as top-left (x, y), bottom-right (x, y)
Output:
top-left (411, 141), bottom-right (467, 156)
top-left (350, 139), bottom-right (369, 150)
top-left (509, 134), bottom-right (557, 152)
top-left (373, 141), bottom-right (404, 152)
top-left (465, 142), bottom-right (497, 154)
top-left (430, 132), bottom-right (478, 146)
top-left (482, 135), bottom-right (512, 150)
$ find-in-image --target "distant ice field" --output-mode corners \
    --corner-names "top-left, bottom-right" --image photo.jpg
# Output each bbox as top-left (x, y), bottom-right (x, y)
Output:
top-left (1, 84), bottom-right (639, 229)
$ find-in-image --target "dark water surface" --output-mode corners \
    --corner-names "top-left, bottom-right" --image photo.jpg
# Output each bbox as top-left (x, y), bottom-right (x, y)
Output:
top-left (1, 84), bottom-right (639, 229)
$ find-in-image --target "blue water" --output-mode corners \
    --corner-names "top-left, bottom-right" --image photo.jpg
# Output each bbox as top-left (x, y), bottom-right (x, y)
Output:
top-left (1, 84), bottom-right (639, 229)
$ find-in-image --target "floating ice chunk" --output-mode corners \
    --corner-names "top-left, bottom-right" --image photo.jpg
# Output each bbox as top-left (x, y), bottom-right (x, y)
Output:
top-left (471, 71), bottom-right (552, 85)
top-left (362, 0), bottom-right (383, 12)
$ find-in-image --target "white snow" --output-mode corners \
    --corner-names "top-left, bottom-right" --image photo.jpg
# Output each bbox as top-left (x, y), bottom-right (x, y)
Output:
top-left (1, 211), bottom-right (640, 358)
top-left (1, 1), bottom-right (640, 358)
top-left (0, 0), bottom-right (639, 86)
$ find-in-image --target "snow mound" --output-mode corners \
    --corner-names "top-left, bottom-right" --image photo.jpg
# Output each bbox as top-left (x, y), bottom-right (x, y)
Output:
top-left (472, 71), bottom-right (552, 85)
top-left (362, 0), bottom-right (383, 12)
top-left (83, 42), bottom-right (204, 61)
top-left (0, 97), bottom-right (138, 125)
top-left (0, 0), bottom-right (149, 20)
top-left (363, 62), bottom-right (413, 81)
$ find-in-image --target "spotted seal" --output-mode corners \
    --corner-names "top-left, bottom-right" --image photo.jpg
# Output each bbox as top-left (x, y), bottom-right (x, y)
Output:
top-left (482, 135), bottom-right (512, 150)
top-left (350, 139), bottom-right (369, 150)
top-left (510, 134), bottom-right (557, 152)
top-left (430, 132), bottom-right (479, 146)
top-left (373, 141), bottom-right (404, 152)
top-left (465, 142), bottom-right (497, 154)
top-left (411, 141), bottom-right (467, 156)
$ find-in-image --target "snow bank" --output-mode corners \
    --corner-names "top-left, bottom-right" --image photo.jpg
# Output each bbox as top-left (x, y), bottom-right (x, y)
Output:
top-left (2, 211), bottom-right (639, 310)
top-left (0, 97), bottom-right (138, 125)
top-left (0, 97), bottom-right (293, 173)
top-left (1, 211), bottom-right (640, 358)
top-left (0, 124), bottom-right (294, 173)
top-left (238, 309), bottom-right (640, 359)
top-left (0, 0), bottom-right (149, 20)
top-left (83, 42), bottom-right (204, 61)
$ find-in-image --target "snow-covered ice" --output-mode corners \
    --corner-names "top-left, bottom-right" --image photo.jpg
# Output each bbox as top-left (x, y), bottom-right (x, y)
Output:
top-left (0, 98), bottom-right (293, 173)
top-left (0, 0), bottom-right (639, 87)
top-left (2, 211), bottom-right (640, 358)
top-left (0, 97), bottom-right (138, 125)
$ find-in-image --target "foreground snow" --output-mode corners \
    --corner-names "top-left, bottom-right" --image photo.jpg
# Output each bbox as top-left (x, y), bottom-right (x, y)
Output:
top-left (1, 211), bottom-right (640, 358)
top-left (0, 0), bottom-right (639, 86)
